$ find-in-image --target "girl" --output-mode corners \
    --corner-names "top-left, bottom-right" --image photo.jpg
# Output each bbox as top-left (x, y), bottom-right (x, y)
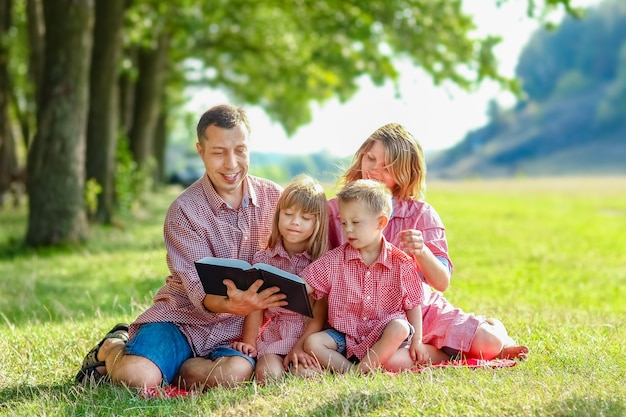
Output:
top-left (327, 123), bottom-right (528, 361)
top-left (231, 174), bottom-right (329, 383)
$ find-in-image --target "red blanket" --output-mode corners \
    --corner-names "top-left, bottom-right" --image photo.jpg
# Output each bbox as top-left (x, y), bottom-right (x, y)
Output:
top-left (139, 358), bottom-right (517, 399)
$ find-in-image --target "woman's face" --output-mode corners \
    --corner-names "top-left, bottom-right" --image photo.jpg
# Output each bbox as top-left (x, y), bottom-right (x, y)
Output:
top-left (360, 140), bottom-right (396, 191)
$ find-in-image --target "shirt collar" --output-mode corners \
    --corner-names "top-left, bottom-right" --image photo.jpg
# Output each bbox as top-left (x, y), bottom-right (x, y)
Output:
top-left (201, 174), bottom-right (253, 210)
top-left (267, 240), bottom-right (312, 262)
top-left (343, 236), bottom-right (394, 270)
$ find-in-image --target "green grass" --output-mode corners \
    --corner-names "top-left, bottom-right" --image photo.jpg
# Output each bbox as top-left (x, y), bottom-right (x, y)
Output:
top-left (1, 178), bottom-right (625, 416)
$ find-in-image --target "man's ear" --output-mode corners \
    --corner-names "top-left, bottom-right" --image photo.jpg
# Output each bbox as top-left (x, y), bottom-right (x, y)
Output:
top-left (378, 215), bottom-right (389, 229)
top-left (195, 142), bottom-right (203, 156)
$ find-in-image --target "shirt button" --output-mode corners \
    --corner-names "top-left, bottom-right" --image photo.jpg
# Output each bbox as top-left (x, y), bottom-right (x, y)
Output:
top-left (362, 317), bottom-right (367, 321)
top-left (361, 336), bottom-right (365, 340)
top-left (243, 235), bottom-right (249, 241)
top-left (366, 271), bottom-right (371, 277)
top-left (366, 296), bottom-right (371, 301)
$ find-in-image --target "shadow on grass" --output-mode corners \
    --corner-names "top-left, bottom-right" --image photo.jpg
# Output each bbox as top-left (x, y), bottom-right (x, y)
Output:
top-left (537, 395), bottom-right (626, 417)
top-left (307, 390), bottom-right (393, 416)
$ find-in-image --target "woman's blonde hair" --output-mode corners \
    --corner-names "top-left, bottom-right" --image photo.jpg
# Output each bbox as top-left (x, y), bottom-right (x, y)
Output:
top-left (340, 123), bottom-right (426, 200)
top-left (267, 175), bottom-right (329, 260)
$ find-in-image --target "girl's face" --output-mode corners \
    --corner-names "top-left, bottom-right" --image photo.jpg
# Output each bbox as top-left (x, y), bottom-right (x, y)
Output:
top-left (360, 140), bottom-right (396, 191)
top-left (278, 206), bottom-right (316, 254)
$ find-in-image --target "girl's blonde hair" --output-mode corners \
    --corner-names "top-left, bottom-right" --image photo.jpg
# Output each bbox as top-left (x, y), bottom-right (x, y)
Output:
top-left (267, 175), bottom-right (329, 260)
top-left (340, 123), bottom-right (426, 200)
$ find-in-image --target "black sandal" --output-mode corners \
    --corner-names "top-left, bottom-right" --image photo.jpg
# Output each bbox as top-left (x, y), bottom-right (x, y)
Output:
top-left (75, 323), bottom-right (129, 385)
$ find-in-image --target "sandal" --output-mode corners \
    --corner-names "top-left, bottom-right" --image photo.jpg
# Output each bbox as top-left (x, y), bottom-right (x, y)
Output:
top-left (75, 323), bottom-right (129, 385)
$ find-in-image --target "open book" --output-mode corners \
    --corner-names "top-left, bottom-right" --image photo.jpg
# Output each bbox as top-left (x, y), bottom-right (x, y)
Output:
top-left (194, 257), bottom-right (313, 317)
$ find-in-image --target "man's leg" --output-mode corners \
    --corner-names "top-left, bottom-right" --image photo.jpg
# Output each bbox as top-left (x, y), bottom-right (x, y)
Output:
top-left (176, 347), bottom-right (255, 390)
top-left (102, 322), bottom-right (192, 388)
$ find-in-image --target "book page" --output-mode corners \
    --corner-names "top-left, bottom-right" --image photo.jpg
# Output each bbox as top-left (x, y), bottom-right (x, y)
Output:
top-left (252, 263), bottom-right (304, 283)
top-left (196, 257), bottom-right (253, 270)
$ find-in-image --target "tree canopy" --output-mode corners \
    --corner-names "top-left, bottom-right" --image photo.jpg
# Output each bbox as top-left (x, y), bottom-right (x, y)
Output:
top-left (0, 0), bottom-right (580, 246)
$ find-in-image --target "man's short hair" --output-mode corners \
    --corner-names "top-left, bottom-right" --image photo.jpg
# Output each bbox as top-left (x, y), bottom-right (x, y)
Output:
top-left (196, 104), bottom-right (251, 143)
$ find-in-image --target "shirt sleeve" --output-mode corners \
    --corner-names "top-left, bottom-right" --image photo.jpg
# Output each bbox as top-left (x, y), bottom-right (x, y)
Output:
top-left (301, 257), bottom-right (331, 300)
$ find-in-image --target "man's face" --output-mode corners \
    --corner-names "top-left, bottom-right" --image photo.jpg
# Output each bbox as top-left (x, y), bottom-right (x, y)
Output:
top-left (196, 123), bottom-right (250, 198)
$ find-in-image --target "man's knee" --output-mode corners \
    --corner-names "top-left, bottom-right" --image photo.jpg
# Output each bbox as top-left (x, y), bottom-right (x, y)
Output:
top-left (109, 354), bottom-right (163, 388)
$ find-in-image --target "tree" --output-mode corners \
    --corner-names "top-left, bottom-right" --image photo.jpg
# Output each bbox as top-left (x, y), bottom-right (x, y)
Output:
top-left (86, 0), bottom-right (127, 224)
top-left (0, 0), bottom-right (15, 201)
top-left (25, 0), bottom-right (93, 245)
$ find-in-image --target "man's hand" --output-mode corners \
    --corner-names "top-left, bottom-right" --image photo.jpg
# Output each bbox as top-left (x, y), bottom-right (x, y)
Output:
top-left (222, 279), bottom-right (287, 316)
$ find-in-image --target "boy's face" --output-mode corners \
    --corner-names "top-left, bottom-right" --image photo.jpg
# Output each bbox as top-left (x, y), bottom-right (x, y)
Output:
top-left (196, 124), bottom-right (250, 199)
top-left (338, 199), bottom-right (385, 250)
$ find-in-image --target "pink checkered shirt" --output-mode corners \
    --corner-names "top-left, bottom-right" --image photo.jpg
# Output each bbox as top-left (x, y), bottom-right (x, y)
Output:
top-left (301, 238), bottom-right (424, 360)
top-left (252, 242), bottom-right (312, 356)
top-left (129, 174), bottom-right (282, 356)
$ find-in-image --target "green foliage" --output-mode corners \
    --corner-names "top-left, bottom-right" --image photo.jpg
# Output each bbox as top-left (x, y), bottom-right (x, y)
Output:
top-left (84, 178), bottom-right (103, 216)
top-left (1, 179), bottom-right (625, 415)
top-left (115, 133), bottom-right (154, 215)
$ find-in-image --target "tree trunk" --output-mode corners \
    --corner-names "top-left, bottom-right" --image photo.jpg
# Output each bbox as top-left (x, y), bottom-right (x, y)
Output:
top-left (153, 110), bottom-right (167, 184)
top-left (0, 0), bottom-right (15, 201)
top-left (86, 0), bottom-right (126, 224)
top-left (25, 0), bottom-right (93, 246)
top-left (129, 32), bottom-right (169, 170)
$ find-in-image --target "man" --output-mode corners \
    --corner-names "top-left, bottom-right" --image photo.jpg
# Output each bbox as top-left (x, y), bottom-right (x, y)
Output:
top-left (76, 104), bottom-right (287, 389)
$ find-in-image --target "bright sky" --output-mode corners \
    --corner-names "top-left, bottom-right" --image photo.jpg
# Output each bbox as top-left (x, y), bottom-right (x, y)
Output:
top-left (186, 0), bottom-right (600, 156)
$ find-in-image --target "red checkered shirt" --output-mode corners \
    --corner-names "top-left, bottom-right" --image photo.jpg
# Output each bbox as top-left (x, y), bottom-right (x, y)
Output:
top-left (129, 174), bottom-right (282, 356)
top-left (301, 238), bottom-right (424, 360)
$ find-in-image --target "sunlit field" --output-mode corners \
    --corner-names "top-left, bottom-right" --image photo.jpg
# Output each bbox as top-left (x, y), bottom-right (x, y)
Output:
top-left (0, 177), bottom-right (624, 417)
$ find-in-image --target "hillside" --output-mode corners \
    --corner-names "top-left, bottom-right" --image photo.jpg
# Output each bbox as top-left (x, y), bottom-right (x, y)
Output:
top-left (428, 0), bottom-right (626, 179)
top-left (428, 86), bottom-right (626, 179)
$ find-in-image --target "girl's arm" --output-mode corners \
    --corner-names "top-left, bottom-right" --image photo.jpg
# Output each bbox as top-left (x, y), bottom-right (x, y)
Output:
top-left (231, 309), bottom-right (263, 357)
top-left (284, 296), bottom-right (328, 369)
top-left (398, 229), bottom-right (450, 292)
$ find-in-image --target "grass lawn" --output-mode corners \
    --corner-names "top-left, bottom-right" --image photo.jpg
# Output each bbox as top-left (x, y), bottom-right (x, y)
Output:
top-left (0, 177), bottom-right (625, 416)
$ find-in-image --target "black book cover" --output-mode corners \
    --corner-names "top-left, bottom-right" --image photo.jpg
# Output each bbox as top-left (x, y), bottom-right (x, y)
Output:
top-left (194, 257), bottom-right (313, 317)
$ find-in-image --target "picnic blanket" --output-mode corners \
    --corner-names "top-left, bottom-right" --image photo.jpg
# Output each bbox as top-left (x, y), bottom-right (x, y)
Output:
top-left (139, 358), bottom-right (517, 399)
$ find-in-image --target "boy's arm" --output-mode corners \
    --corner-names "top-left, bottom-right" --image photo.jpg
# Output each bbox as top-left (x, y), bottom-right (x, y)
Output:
top-left (406, 305), bottom-right (430, 364)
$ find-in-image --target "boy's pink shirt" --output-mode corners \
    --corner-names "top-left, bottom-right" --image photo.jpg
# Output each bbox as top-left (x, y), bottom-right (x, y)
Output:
top-left (301, 238), bottom-right (423, 360)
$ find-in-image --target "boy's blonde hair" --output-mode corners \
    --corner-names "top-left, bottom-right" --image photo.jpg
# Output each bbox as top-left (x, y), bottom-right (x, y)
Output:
top-left (268, 175), bottom-right (329, 260)
top-left (336, 179), bottom-right (392, 218)
top-left (340, 123), bottom-right (426, 200)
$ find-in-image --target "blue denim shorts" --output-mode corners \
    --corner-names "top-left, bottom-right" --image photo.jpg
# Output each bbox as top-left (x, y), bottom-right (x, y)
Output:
top-left (125, 322), bottom-right (193, 384)
top-left (324, 328), bottom-right (347, 355)
top-left (324, 321), bottom-right (415, 362)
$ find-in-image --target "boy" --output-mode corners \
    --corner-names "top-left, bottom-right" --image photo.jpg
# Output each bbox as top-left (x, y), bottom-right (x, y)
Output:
top-left (301, 179), bottom-right (447, 374)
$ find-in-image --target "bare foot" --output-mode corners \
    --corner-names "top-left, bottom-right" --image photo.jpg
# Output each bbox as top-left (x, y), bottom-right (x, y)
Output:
top-left (485, 318), bottom-right (529, 360)
top-left (499, 345), bottom-right (529, 360)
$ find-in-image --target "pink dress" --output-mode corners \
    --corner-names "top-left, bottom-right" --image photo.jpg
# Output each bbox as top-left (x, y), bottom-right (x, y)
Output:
top-left (252, 243), bottom-right (312, 356)
top-left (328, 197), bottom-right (483, 354)
top-left (302, 239), bottom-right (423, 360)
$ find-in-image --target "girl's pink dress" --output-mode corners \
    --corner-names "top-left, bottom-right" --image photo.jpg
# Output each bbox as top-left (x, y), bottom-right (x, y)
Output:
top-left (252, 243), bottom-right (312, 356)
